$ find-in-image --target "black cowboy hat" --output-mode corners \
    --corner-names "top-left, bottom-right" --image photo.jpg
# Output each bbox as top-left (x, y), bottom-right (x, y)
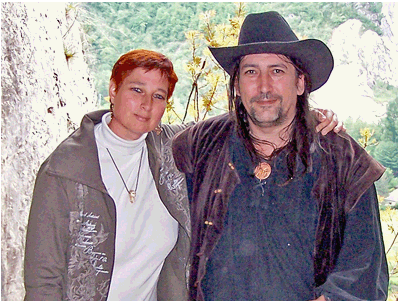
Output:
top-left (209, 11), bottom-right (334, 92)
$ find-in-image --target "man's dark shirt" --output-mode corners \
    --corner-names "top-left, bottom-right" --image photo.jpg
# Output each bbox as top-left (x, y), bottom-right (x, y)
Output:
top-left (201, 132), bottom-right (384, 301)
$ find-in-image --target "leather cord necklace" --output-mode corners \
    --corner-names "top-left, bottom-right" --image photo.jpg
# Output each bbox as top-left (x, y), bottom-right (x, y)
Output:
top-left (106, 147), bottom-right (144, 204)
top-left (254, 162), bottom-right (272, 197)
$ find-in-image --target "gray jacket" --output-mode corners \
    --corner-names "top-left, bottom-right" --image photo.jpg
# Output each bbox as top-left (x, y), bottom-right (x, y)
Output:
top-left (24, 110), bottom-right (191, 300)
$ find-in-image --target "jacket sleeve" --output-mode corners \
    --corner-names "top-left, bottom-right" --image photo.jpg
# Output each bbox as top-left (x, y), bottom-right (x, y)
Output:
top-left (162, 121), bottom-right (195, 137)
top-left (315, 185), bottom-right (389, 300)
top-left (24, 163), bottom-right (70, 300)
top-left (172, 124), bottom-right (197, 174)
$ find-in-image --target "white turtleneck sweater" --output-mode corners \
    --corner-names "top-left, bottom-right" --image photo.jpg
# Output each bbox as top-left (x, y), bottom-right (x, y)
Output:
top-left (94, 113), bottom-right (178, 301)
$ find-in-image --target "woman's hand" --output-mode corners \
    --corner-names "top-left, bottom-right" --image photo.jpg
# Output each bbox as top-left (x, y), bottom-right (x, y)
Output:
top-left (314, 108), bottom-right (346, 135)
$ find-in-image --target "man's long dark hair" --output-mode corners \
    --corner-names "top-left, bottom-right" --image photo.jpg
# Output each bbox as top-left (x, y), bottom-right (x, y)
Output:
top-left (229, 55), bottom-right (318, 183)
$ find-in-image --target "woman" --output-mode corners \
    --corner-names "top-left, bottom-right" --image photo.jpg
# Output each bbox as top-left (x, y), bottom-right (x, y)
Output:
top-left (24, 49), bottom-right (342, 301)
top-left (24, 49), bottom-right (190, 301)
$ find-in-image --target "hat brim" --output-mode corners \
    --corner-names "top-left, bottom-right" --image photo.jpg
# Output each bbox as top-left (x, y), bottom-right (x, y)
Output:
top-left (209, 39), bottom-right (333, 92)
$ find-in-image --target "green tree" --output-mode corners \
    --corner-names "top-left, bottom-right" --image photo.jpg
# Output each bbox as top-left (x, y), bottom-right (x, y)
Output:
top-left (82, 2), bottom-right (386, 109)
top-left (376, 168), bottom-right (395, 198)
top-left (381, 97), bottom-right (398, 144)
top-left (374, 141), bottom-right (398, 177)
top-left (344, 117), bottom-right (377, 140)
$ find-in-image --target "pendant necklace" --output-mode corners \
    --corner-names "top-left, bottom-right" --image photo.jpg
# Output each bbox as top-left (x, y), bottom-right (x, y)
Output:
top-left (254, 162), bottom-right (272, 180)
top-left (106, 147), bottom-right (144, 204)
top-left (254, 161), bottom-right (272, 196)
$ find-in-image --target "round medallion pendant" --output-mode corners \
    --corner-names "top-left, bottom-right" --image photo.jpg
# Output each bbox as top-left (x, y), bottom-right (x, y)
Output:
top-left (254, 162), bottom-right (272, 180)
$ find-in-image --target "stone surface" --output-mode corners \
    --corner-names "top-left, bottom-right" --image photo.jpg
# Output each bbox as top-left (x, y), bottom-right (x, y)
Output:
top-left (1, 2), bottom-right (97, 300)
top-left (312, 2), bottom-right (397, 122)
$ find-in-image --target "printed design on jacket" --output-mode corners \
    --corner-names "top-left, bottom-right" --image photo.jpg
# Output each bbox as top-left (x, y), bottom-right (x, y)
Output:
top-left (159, 133), bottom-right (191, 283)
top-left (159, 134), bottom-right (191, 234)
top-left (67, 183), bottom-right (110, 301)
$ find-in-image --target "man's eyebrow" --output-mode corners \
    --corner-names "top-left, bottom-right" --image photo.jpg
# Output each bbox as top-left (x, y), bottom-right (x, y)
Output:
top-left (269, 63), bottom-right (289, 69)
top-left (241, 63), bottom-right (258, 68)
top-left (240, 62), bottom-right (289, 69)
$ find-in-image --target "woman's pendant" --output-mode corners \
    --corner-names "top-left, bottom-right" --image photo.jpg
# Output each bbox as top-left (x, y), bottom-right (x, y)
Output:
top-left (129, 190), bottom-right (136, 204)
top-left (254, 162), bottom-right (272, 180)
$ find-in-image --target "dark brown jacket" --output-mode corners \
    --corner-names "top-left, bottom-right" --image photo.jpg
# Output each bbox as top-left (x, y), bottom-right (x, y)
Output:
top-left (172, 113), bottom-right (387, 300)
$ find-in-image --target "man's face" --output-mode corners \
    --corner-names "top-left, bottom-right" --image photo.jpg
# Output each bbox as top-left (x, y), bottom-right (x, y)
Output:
top-left (235, 53), bottom-right (305, 130)
top-left (108, 67), bottom-right (169, 141)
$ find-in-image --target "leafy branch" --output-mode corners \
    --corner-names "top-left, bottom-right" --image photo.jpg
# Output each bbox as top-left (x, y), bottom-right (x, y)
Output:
top-left (181, 3), bottom-right (247, 122)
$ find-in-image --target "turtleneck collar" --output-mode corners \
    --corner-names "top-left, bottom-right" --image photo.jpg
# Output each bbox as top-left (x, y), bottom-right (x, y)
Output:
top-left (95, 112), bottom-right (147, 155)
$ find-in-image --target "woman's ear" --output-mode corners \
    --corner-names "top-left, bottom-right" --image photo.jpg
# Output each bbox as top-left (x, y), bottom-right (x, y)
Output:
top-left (109, 80), bottom-right (117, 101)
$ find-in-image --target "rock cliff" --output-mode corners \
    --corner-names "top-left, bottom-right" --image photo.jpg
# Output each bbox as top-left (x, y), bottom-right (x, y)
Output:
top-left (1, 3), bottom-right (97, 300)
top-left (312, 2), bottom-right (397, 122)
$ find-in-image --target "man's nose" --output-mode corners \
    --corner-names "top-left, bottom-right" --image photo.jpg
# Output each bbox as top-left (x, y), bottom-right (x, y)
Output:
top-left (259, 72), bottom-right (272, 94)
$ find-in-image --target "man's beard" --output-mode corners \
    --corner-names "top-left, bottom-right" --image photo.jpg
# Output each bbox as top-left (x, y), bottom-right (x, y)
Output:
top-left (247, 92), bottom-right (288, 128)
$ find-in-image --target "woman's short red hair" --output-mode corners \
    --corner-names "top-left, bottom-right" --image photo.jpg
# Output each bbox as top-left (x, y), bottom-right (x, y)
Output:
top-left (110, 49), bottom-right (178, 100)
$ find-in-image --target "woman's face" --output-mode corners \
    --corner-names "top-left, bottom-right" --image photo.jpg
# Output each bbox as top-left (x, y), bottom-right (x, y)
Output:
top-left (108, 67), bottom-right (169, 140)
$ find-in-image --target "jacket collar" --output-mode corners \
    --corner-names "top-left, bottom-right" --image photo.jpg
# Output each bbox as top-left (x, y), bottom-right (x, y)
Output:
top-left (45, 110), bottom-right (109, 194)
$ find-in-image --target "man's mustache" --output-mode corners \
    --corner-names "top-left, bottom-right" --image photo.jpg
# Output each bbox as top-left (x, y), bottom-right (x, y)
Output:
top-left (250, 92), bottom-right (282, 103)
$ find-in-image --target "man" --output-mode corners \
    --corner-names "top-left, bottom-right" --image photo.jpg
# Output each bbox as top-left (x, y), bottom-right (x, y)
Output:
top-left (172, 12), bottom-right (388, 301)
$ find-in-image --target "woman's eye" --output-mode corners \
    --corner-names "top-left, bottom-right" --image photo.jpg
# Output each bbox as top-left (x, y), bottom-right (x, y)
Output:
top-left (244, 69), bottom-right (256, 75)
top-left (132, 87), bottom-right (142, 93)
top-left (154, 94), bottom-right (166, 100)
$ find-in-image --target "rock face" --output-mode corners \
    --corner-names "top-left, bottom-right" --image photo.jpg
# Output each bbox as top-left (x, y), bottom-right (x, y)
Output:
top-left (312, 2), bottom-right (397, 122)
top-left (1, 3), bottom-right (97, 300)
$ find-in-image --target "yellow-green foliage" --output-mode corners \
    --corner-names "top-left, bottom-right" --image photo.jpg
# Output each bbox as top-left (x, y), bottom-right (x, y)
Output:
top-left (358, 127), bottom-right (378, 149)
top-left (171, 3), bottom-right (247, 122)
top-left (380, 206), bottom-right (398, 300)
top-left (163, 98), bottom-right (182, 125)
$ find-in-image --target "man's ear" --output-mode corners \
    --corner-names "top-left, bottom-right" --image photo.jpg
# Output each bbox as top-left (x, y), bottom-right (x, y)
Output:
top-left (234, 77), bottom-right (241, 96)
top-left (296, 74), bottom-right (305, 96)
top-left (109, 80), bottom-right (117, 101)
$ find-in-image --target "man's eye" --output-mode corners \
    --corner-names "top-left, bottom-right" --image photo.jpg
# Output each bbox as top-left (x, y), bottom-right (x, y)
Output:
top-left (273, 69), bottom-right (284, 74)
top-left (244, 69), bottom-right (256, 75)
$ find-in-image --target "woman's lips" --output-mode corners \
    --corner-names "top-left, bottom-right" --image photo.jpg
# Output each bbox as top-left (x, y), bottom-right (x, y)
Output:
top-left (135, 114), bottom-right (150, 122)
